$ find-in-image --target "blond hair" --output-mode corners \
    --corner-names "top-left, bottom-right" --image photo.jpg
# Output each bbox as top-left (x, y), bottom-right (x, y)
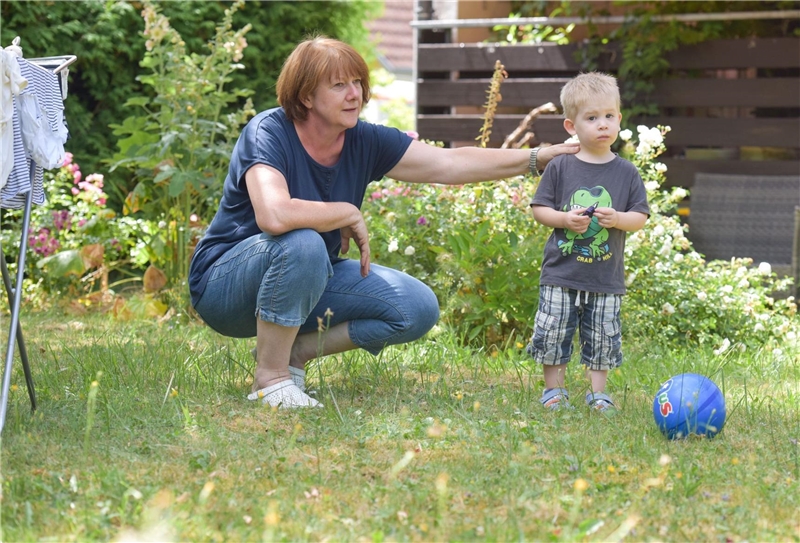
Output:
top-left (559, 72), bottom-right (620, 121)
top-left (277, 36), bottom-right (371, 122)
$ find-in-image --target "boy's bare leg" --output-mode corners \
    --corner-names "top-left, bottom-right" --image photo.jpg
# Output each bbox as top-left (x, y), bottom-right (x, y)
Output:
top-left (543, 364), bottom-right (568, 390)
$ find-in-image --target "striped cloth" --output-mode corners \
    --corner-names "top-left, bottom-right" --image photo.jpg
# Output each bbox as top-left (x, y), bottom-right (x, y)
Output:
top-left (1, 57), bottom-right (67, 209)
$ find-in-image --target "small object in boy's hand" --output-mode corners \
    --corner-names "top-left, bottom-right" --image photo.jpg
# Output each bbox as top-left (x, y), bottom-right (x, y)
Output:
top-left (582, 204), bottom-right (596, 217)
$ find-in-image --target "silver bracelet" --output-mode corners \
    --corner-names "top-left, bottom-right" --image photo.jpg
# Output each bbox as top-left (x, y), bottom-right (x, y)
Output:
top-left (529, 147), bottom-right (543, 176)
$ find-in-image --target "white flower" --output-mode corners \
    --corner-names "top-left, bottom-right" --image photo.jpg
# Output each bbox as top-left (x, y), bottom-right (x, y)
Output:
top-left (653, 224), bottom-right (665, 236)
top-left (388, 239), bottom-right (399, 253)
top-left (696, 291), bottom-right (707, 302)
top-left (673, 253), bottom-right (684, 263)
top-left (773, 348), bottom-right (783, 357)
top-left (655, 162), bottom-right (668, 173)
top-left (672, 228), bottom-right (684, 239)
top-left (404, 245), bottom-right (416, 256)
top-left (786, 331), bottom-right (796, 341)
top-left (619, 129), bottom-right (633, 142)
top-left (672, 187), bottom-right (688, 201)
top-left (737, 278), bottom-right (750, 289)
top-left (645, 181), bottom-right (659, 192)
top-left (721, 285), bottom-right (733, 294)
top-left (754, 322), bottom-right (765, 333)
top-left (758, 262), bottom-right (772, 276)
top-left (713, 338), bottom-right (731, 356)
top-left (661, 303), bottom-right (675, 315)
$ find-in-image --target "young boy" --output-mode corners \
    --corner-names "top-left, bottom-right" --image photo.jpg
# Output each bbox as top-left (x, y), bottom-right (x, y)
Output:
top-left (527, 72), bottom-right (650, 412)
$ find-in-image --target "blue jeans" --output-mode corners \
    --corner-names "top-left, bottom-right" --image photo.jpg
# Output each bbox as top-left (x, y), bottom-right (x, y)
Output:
top-left (193, 229), bottom-right (440, 355)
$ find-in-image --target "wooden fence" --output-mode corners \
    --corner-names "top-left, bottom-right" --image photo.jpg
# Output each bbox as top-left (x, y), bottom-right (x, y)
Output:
top-left (415, 37), bottom-right (800, 189)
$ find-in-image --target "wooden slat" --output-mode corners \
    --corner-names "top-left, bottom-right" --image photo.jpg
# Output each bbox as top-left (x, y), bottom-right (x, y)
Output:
top-left (665, 37), bottom-right (800, 69)
top-left (418, 77), bottom-right (800, 108)
top-left (417, 78), bottom-right (566, 107)
top-left (661, 159), bottom-right (800, 187)
top-left (417, 115), bottom-right (800, 148)
top-left (650, 78), bottom-right (800, 108)
top-left (417, 42), bottom-right (614, 72)
top-left (416, 114), bottom-right (569, 145)
top-left (417, 38), bottom-right (800, 73)
top-left (632, 117), bottom-right (800, 148)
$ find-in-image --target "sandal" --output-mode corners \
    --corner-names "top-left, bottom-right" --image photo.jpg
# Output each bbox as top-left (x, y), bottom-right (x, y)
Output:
top-left (247, 379), bottom-right (322, 409)
top-left (541, 388), bottom-right (572, 411)
top-left (586, 392), bottom-right (617, 413)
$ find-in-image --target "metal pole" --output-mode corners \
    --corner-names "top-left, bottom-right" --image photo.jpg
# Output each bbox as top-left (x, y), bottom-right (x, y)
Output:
top-left (410, 10), bottom-right (800, 30)
top-left (0, 160), bottom-right (37, 434)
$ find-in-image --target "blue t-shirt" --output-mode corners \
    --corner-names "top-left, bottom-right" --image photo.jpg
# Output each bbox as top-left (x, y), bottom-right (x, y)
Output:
top-left (189, 107), bottom-right (413, 304)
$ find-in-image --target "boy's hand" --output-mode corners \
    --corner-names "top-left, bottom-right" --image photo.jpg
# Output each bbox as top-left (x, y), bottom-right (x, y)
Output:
top-left (565, 208), bottom-right (593, 234)
top-left (592, 207), bottom-right (619, 229)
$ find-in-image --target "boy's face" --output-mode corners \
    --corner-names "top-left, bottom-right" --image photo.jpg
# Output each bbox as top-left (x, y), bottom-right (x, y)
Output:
top-left (564, 96), bottom-right (622, 152)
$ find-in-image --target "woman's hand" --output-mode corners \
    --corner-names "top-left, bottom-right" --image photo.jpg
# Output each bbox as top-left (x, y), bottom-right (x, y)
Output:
top-left (340, 214), bottom-right (371, 277)
top-left (535, 142), bottom-right (581, 170)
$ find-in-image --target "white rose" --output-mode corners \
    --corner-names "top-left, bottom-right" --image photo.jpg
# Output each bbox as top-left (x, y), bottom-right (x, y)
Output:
top-left (655, 162), bottom-right (667, 173)
top-left (696, 291), bottom-right (707, 302)
top-left (758, 262), bottom-right (772, 276)
top-left (662, 303), bottom-right (675, 315)
top-left (388, 239), bottom-right (399, 253)
top-left (619, 129), bottom-right (632, 141)
top-left (404, 245), bottom-right (416, 256)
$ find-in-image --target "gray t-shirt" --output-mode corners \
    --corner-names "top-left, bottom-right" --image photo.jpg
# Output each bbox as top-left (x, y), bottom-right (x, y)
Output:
top-left (530, 154), bottom-right (650, 294)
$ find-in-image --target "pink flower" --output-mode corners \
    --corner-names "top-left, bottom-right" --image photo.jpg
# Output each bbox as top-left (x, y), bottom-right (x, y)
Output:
top-left (85, 173), bottom-right (104, 188)
top-left (71, 187), bottom-right (79, 196)
top-left (73, 170), bottom-right (82, 184)
top-left (62, 152), bottom-right (73, 167)
top-left (417, 216), bottom-right (428, 226)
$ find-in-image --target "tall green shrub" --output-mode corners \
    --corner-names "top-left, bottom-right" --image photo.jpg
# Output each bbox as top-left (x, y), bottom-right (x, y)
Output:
top-left (108, 0), bottom-right (254, 291)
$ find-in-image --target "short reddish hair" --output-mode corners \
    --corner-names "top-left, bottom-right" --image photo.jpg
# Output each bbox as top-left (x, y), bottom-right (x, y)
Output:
top-left (277, 36), bottom-right (371, 122)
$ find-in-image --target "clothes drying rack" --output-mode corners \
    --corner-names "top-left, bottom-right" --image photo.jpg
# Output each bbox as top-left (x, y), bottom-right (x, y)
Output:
top-left (0, 50), bottom-right (77, 435)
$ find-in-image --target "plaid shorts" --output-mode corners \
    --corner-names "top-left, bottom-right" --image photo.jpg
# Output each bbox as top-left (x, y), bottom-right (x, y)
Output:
top-left (526, 285), bottom-right (623, 371)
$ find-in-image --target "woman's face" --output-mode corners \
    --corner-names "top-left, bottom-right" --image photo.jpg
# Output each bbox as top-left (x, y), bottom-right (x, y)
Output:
top-left (304, 72), bottom-right (362, 130)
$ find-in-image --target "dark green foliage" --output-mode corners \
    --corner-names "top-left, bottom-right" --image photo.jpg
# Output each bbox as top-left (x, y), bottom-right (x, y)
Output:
top-left (1, 0), bottom-right (376, 202)
top-left (1, 0), bottom-right (145, 179)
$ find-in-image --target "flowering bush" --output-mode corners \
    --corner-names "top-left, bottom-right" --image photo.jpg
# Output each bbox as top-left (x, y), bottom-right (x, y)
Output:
top-left (0, 154), bottom-right (153, 306)
top-left (109, 0), bottom-right (255, 290)
top-left (364, 127), bottom-right (798, 352)
top-left (364, 143), bottom-right (549, 344)
top-left (620, 126), bottom-right (797, 353)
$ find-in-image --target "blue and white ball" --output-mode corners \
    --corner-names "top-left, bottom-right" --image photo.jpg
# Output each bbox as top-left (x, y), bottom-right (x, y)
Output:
top-left (653, 373), bottom-right (726, 439)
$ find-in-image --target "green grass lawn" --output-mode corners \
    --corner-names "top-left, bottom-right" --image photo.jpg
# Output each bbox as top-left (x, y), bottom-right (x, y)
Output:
top-left (1, 311), bottom-right (798, 541)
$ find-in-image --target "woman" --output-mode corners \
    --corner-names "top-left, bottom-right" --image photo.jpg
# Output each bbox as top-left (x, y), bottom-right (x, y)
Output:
top-left (189, 36), bottom-right (579, 408)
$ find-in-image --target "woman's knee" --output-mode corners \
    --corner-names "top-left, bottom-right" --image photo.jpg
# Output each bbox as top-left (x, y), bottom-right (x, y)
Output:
top-left (393, 277), bottom-right (440, 341)
top-left (274, 229), bottom-right (332, 288)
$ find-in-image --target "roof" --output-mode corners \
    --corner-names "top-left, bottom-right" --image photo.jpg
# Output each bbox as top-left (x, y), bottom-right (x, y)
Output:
top-left (367, 0), bottom-right (415, 75)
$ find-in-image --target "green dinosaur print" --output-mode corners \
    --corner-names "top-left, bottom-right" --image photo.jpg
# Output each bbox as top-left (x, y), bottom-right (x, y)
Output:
top-left (559, 186), bottom-right (612, 258)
